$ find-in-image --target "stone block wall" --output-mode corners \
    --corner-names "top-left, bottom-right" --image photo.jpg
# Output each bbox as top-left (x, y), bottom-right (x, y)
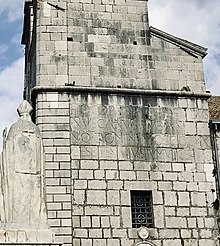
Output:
top-left (150, 35), bottom-right (205, 93)
top-left (66, 0), bottom-right (149, 89)
top-left (22, 1), bottom-right (217, 245)
top-left (33, 0), bottom-right (206, 94)
top-left (35, 90), bottom-right (217, 246)
top-left (36, 92), bottom-right (72, 245)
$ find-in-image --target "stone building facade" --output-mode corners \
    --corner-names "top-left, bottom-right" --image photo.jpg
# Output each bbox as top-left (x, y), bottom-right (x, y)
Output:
top-left (21, 0), bottom-right (218, 245)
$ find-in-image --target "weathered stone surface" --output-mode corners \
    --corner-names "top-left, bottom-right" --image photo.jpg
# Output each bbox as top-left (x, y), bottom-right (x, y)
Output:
top-left (0, 101), bottom-right (54, 243)
top-left (33, 92), bottom-right (217, 245)
top-left (0, 101), bottom-right (47, 230)
top-left (0, 229), bottom-right (54, 243)
top-left (20, 0), bottom-right (218, 245)
top-left (0, 244), bottom-right (61, 246)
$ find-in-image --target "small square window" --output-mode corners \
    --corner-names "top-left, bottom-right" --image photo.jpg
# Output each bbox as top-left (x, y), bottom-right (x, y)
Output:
top-left (131, 190), bottom-right (154, 228)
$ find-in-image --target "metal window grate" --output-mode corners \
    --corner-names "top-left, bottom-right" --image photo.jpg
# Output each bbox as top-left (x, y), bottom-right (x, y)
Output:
top-left (131, 190), bottom-right (154, 228)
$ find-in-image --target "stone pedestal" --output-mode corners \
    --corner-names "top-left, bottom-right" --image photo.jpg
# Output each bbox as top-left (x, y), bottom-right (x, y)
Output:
top-left (0, 230), bottom-right (54, 243)
top-left (0, 244), bottom-right (61, 246)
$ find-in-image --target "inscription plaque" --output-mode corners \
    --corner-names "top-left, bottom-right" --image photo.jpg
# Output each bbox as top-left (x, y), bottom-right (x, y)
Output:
top-left (70, 96), bottom-right (183, 161)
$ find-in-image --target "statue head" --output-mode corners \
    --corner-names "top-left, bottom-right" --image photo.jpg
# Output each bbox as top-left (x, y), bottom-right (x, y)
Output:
top-left (17, 100), bottom-right (33, 121)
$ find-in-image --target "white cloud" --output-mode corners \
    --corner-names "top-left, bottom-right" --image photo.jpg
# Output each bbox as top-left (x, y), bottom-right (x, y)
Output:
top-left (0, 44), bottom-right (8, 56)
top-left (0, 57), bottom-right (24, 151)
top-left (0, 36), bottom-right (23, 71)
top-left (0, 0), bottom-right (24, 22)
top-left (0, 44), bottom-right (9, 66)
top-left (11, 33), bottom-right (22, 46)
top-left (148, 0), bottom-right (220, 95)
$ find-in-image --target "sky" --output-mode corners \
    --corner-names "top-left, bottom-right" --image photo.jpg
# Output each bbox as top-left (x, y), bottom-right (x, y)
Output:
top-left (0, 0), bottom-right (220, 150)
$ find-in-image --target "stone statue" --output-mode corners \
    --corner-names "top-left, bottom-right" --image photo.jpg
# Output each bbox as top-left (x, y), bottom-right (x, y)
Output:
top-left (0, 100), bottom-right (53, 242)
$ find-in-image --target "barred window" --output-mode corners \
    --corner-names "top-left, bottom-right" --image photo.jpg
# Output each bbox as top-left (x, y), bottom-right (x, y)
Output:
top-left (131, 190), bottom-right (154, 228)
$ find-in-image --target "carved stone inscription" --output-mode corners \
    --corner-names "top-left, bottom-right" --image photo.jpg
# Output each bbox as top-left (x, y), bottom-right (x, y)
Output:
top-left (72, 105), bottom-right (145, 145)
top-left (70, 96), bottom-right (182, 161)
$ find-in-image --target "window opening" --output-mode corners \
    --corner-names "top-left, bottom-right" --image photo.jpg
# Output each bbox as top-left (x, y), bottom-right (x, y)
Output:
top-left (131, 190), bottom-right (154, 228)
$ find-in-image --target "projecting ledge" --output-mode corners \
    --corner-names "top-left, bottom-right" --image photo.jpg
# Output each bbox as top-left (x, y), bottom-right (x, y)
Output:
top-left (0, 242), bottom-right (63, 246)
top-left (0, 244), bottom-right (62, 246)
top-left (32, 86), bottom-right (211, 99)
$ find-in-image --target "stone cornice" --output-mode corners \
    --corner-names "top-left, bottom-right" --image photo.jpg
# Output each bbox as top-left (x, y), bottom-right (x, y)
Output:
top-left (150, 26), bottom-right (208, 58)
top-left (32, 86), bottom-right (211, 99)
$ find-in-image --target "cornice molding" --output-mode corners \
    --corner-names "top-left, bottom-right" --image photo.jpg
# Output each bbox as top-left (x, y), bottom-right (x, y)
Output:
top-left (150, 26), bottom-right (208, 58)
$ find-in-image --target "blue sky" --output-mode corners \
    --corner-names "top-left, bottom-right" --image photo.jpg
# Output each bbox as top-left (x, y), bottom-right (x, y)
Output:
top-left (0, 0), bottom-right (24, 150)
top-left (0, 0), bottom-right (220, 150)
top-left (0, 0), bottom-right (24, 68)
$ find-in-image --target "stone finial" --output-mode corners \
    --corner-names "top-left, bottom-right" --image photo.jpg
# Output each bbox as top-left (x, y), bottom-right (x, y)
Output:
top-left (17, 100), bottom-right (33, 120)
top-left (137, 227), bottom-right (149, 241)
top-left (136, 227), bottom-right (155, 246)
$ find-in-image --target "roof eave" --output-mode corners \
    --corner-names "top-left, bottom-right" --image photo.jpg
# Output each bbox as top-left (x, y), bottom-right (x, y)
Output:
top-left (150, 26), bottom-right (208, 58)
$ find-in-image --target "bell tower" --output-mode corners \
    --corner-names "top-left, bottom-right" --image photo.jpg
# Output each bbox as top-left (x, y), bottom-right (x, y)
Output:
top-left (22, 0), bottom-right (150, 99)
top-left (21, 0), bottom-right (218, 246)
